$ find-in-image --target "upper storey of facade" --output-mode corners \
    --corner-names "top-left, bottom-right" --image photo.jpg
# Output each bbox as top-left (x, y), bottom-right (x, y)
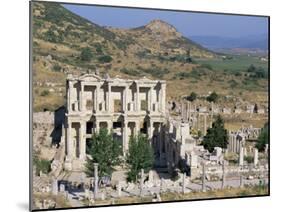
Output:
top-left (66, 73), bottom-right (166, 117)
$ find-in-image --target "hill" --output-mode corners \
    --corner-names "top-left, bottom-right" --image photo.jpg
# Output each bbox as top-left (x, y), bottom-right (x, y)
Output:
top-left (32, 2), bottom-right (268, 112)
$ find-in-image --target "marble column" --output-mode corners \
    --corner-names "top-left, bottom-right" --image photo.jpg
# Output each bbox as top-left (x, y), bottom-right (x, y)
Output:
top-left (79, 122), bottom-right (86, 160)
top-left (182, 172), bottom-right (186, 194)
top-left (123, 85), bottom-right (128, 112)
top-left (239, 147), bottom-right (244, 166)
top-left (203, 114), bottom-right (207, 135)
top-left (107, 83), bottom-right (111, 112)
top-left (123, 120), bottom-right (128, 154)
top-left (161, 83), bottom-right (166, 113)
top-left (67, 81), bottom-right (72, 112)
top-left (148, 120), bottom-right (154, 141)
top-left (135, 121), bottom-right (140, 137)
top-left (95, 84), bottom-right (100, 112)
top-left (254, 148), bottom-right (259, 166)
top-left (96, 121), bottom-right (100, 134)
top-left (135, 83), bottom-right (139, 111)
top-left (202, 163), bottom-right (206, 192)
top-left (94, 163), bottom-right (99, 198)
top-left (149, 86), bottom-right (153, 112)
top-left (66, 121), bottom-right (73, 158)
top-left (107, 120), bottom-right (113, 133)
top-left (140, 168), bottom-right (144, 197)
top-left (79, 82), bottom-right (84, 111)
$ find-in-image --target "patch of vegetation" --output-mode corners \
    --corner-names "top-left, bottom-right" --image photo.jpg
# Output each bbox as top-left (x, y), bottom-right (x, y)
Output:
top-left (98, 55), bottom-right (112, 63)
top-left (85, 128), bottom-right (122, 177)
top-left (247, 64), bottom-right (268, 79)
top-left (186, 92), bottom-right (197, 102)
top-left (43, 29), bottom-right (63, 43)
top-left (120, 68), bottom-right (142, 76)
top-left (40, 90), bottom-right (50, 96)
top-left (244, 156), bottom-right (254, 164)
top-left (139, 67), bottom-right (169, 79)
top-left (80, 47), bottom-right (93, 62)
top-left (33, 156), bottom-right (51, 175)
top-left (256, 122), bottom-right (269, 151)
top-left (126, 134), bottom-right (154, 182)
top-left (53, 64), bottom-right (61, 72)
top-left (202, 115), bottom-right (228, 152)
top-left (206, 91), bottom-right (219, 102)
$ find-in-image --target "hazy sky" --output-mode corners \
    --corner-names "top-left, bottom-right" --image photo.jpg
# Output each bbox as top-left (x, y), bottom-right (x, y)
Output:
top-left (63, 3), bottom-right (268, 38)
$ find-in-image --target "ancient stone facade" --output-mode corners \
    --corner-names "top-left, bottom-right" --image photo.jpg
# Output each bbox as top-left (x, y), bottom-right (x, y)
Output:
top-left (64, 73), bottom-right (166, 171)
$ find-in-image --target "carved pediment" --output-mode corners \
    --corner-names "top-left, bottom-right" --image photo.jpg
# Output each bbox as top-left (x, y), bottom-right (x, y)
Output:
top-left (78, 73), bottom-right (102, 82)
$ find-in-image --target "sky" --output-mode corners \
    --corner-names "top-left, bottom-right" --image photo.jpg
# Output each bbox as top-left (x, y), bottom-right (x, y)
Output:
top-left (63, 3), bottom-right (268, 38)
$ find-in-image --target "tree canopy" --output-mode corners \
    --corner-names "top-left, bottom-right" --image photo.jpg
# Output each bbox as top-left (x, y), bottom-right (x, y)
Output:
top-left (85, 128), bottom-right (122, 177)
top-left (186, 92), bottom-right (197, 102)
top-left (255, 122), bottom-right (269, 152)
top-left (206, 91), bottom-right (219, 103)
top-left (202, 115), bottom-right (228, 152)
top-left (126, 134), bottom-right (154, 182)
top-left (80, 47), bottom-right (93, 62)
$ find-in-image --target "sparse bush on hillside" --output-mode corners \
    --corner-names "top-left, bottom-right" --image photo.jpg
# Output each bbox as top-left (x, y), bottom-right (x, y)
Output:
top-left (120, 68), bottom-right (141, 76)
top-left (206, 91), bottom-right (219, 102)
top-left (247, 64), bottom-right (268, 79)
top-left (40, 90), bottom-right (50, 96)
top-left (98, 55), bottom-right (112, 63)
top-left (43, 29), bottom-right (63, 43)
top-left (80, 47), bottom-right (93, 62)
top-left (53, 64), bottom-right (61, 72)
top-left (186, 92), bottom-right (197, 102)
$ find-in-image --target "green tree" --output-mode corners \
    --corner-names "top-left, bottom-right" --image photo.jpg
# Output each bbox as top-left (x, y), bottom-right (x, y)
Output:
top-left (206, 91), bottom-right (219, 103)
top-left (98, 55), bottom-right (112, 63)
top-left (186, 92), bottom-right (197, 102)
top-left (256, 123), bottom-right (269, 152)
top-left (202, 115), bottom-right (228, 152)
top-left (126, 134), bottom-right (154, 182)
top-left (85, 128), bottom-right (122, 177)
top-left (80, 47), bottom-right (93, 62)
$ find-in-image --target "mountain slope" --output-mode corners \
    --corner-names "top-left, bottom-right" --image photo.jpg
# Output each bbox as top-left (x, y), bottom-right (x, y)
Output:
top-left (32, 2), bottom-right (267, 112)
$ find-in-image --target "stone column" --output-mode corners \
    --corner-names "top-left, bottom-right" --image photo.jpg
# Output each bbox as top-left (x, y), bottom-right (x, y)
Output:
top-left (96, 121), bottom-right (100, 134)
top-left (107, 120), bottom-right (113, 133)
top-left (135, 83), bottom-right (139, 111)
top-left (140, 168), bottom-right (144, 197)
top-left (123, 120), bottom-right (128, 154)
top-left (67, 81), bottom-right (72, 112)
top-left (182, 172), bottom-right (186, 194)
top-left (94, 163), bottom-right (99, 198)
top-left (66, 120), bottom-right (73, 158)
top-left (202, 163), bottom-right (206, 192)
top-left (52, 177), bottom-right (58, 195)
top-left (239, 147), bottom-right (244, 166)
top-left (203, 114), bottom-right (207, 135)
top-left (79, 122), bottom-right (86, 160)
top-left (149, 86), bottom-right (153, 112)
top-left (135, 121), bottom-right (140, 137)
top-left (107, 83), bottom-right (111, 112)
top-left (239, 175), bottom-right (244, 188)
top-left (95, 84), bottom-right (100, 112)
top-left (161, 83), bottom-right (166, 113)
top-left (210, 102), bottom-right (214, 128)
top-left (254, 148), bottom-right (259, 166)
top-left (123, 85), bottom-right (128, 112)
top-left (221, 160), bottom-right (226, 189)
top-left (148, 120), bottom-right (154, 141)
top-left (79, 82), bottom-right (84, 111)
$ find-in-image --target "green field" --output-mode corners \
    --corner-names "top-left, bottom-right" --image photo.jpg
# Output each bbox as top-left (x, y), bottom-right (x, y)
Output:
top-left (196, 55), bottom-right (268, 74)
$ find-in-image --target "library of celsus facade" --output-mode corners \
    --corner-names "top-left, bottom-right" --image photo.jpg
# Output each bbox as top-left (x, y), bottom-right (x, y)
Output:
top-left (64, 73), bottom-right (166, 171)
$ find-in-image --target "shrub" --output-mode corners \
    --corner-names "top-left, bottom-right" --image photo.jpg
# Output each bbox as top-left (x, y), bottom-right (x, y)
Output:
top-left (80, 47), bottom-right (93, 62)
top-left (40, 90), bottom-right (50, 96)
top-left (98, 55), bottom-right (112, 63)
